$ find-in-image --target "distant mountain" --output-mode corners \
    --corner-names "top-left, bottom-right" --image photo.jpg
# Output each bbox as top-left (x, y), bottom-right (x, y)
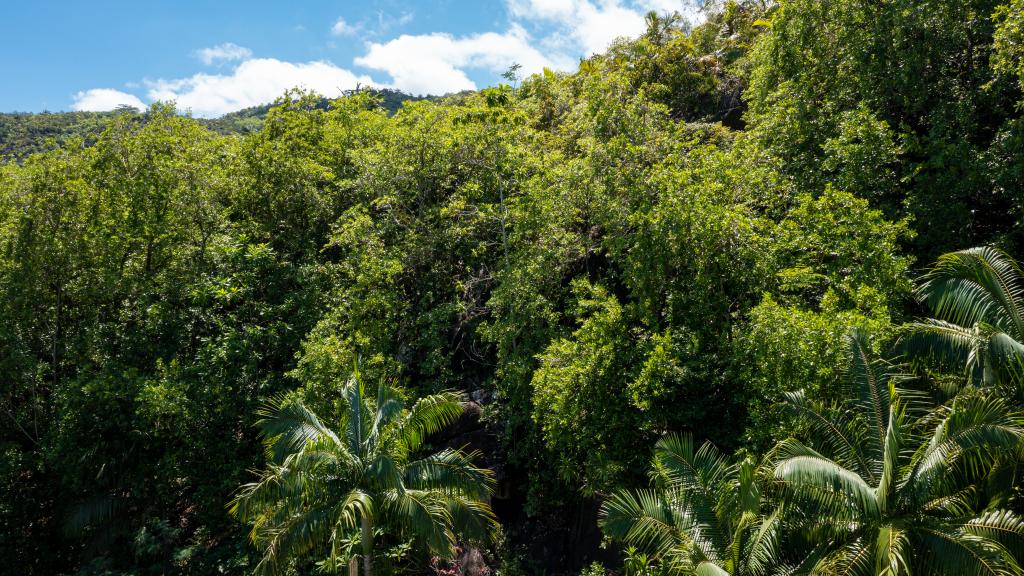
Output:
top-left (200, 88), bottom-right (431, 135)
top-left (0, 88), bottom-right (429, 161)
top-left (0, 109), bottom-right (123, 160)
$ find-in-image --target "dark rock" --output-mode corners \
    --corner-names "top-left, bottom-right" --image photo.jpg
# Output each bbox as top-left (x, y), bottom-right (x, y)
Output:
top-left (429, 402), bottom-right (505, 482)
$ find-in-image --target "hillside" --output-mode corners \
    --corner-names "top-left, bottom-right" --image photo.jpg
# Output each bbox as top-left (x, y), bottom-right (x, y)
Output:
top-left (2, 2), bottom-right (1024, 576)
top-left (0, 88), bottom-right (427, 160)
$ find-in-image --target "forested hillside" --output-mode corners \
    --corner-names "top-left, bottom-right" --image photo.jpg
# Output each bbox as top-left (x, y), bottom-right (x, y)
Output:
top-left (2, 1), bottom-right (1024, 575)
top-left (0, 89), bottom-right (427, 161)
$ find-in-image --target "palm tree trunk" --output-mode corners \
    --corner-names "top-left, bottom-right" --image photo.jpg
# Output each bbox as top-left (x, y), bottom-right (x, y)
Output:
top-left (361, 515), bottom-right (373, 576)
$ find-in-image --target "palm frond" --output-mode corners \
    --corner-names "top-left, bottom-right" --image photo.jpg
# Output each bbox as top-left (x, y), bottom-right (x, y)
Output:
top-left (771, 543), bottom-right (830, 576)
top-left (405, 448), bottom-right (494, 501)
top-left (988, 331), bottom-right (1024, 390)
top-left (875, 393), bottom-right (905, 515)
top-left (442, 492), bottom-right (499, 545)
top-left (911, 389), bottom-right (1024, 495)
top-left (652, 433), bottom-right (733, 558)
top-left (258, 396), bottom-right (342, 463)
top-left (344, 374), bottom-right (372, 459)
top-left (392, 391), bottom-right (464, 455)
top-left (781, 391), bottom-right (877, 484)
top-left (694, 561), bottom-right (731, 576)
top-left (921, 486), bottom-right (978, 517)
top-left (737, 456), bottom-right (762, 517)
top-left (371, 381), bottom-right (406, 450)
top-left (384, 488), bottom-right (454, 556)
top-left (810, 535), bottom-right (874, 576)
top-left (962, 510), bottom-right (1024, 561)
top-left (366, 453), bottom-right (405, 492)
top-left (741, 508), bottom-right (782, 576)
top-left (874, 524), bottom-right (910, 576)
top-left (236, 371), bottom-right (495, 574)
top-left (774, 453), bottom-right (880, 521)
top-left (898, 319), bottom-right (983, 380)
top-left (251, 503), bottom-right (340, 576)
top-left (599, 488), bottom-right (690, 564)
top-left (918, 246), bottom-right (1024, 338)
top-left (916, 523), bottom-right (1020, 576)
top-left (842, 329), bottom-right (892, 462)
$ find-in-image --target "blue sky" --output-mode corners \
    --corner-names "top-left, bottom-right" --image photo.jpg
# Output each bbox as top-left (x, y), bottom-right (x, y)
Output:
top-left (2, 0), bottom-right (701, 117)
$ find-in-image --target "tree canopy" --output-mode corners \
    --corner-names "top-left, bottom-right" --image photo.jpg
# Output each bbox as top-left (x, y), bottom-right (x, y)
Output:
top-left (2, 1), bottom-right (1024, 574)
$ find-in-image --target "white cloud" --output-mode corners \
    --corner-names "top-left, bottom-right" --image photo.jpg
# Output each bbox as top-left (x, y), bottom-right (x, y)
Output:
top-left (70, 0), bottom-right (704, 117)
top-left (375, 10), bottom-right (414, 33)
top-left (194, 42), bottom-right (253, 66)
top-left (636, 0), bottom-right (705, 25)
top-left (356, 25), bottom-right (567, 94)
top-left (331, 17), bottom-right (357, 36)
top-left (71, 88), bottom-right (147, 112)
top-left (507, 0), bottom-right (640, 55)
top-left (352, 0), bottom-right (703, 95)
top-left (146, 58), bottom-right (374, 117)
top-left (574, 1), bottom-right (648, 54)
top-left (507, 0), bottom-right (578, 20)
top-left (507, 0), bottom-right (703, 55)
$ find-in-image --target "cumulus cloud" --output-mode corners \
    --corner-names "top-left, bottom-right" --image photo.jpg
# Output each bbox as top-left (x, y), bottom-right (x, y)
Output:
top-left (195, 42), bottom-right (253, 66)
top-left (71, 88), bottom-right (147, 112)
top-left (146, 58), bottom-right (374, 117)
top-left (356, 25), bottom-right (567, 94)
top-left (70, 0), bottom-right (704, 116)
top-left (357, 0), bottom-right (702, 95)
top-left (636, 0), bottom-right (705, 24)
top-left (330, 17), bottom-right (357, 36)
top-left (508, 0), bottom-right (702, 54)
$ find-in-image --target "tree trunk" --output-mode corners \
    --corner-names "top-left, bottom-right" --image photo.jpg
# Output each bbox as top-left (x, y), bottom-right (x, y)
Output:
top-left (361, 515), bottom-right (373, 576)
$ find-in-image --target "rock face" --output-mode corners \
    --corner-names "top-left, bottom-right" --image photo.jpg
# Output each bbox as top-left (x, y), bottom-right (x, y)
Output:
top-left (494, 492), bottom-right (616, 575)
top-left (430, 400), bottom-right (616, 575)
top-left (430, 545), bottom-right (492, 576)
top-left (457, 546), bottom-right (490, 576)
top-left (431, 401), bottom-right (505, 482)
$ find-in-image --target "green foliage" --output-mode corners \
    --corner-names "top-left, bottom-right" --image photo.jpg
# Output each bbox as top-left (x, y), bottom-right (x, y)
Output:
top-left (1, 2), bottom-right (1022, 573)
top-left (0, 89), bottom-right (428, 161)
top-left (746, 0), bottom-right (1024, 259)
top-left (230, 370), bottom-right (497, 575)
top-left (531, 281), bottom-right (645, 491)
top-left (737, 290), bottom-right (893, 450)
top-left (0, 110), bottom-right (127, 160)
top-left (606, 329), bottom-right (1024, 575)
top-left (600, 434), bottom-right (785, 576)
top-left (994, 0), bottom-right (1024, 91)
top-left (901, 246), bottom-right (1024, 395)
top-left (771, 330), bottom-right (1024, 576)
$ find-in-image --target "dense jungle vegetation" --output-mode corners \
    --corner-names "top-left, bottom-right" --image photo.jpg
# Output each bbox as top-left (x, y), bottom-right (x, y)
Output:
top-left (3, 0), bottom-right (1024, 574)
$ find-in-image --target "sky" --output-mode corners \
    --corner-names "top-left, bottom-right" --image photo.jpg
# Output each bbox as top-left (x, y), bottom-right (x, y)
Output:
top-left (1, 0), bottom-right (703, 117)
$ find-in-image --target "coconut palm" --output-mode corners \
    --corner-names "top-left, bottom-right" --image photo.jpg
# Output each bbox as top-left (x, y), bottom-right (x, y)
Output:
top-left (773, 329), bottom-right (1024, 575)
top-left (901, 246), bottom-right (1024, 393)
top-left (230, 371), bottom-right (497, 576)
top-left (599, 433), bottom-right (784, 576)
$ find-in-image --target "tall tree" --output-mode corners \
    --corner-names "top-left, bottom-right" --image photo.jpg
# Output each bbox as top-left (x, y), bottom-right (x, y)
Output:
top-left (600, 434), bottom-right (783, 575)
top-left (230, 371), bottom-right (497, 576)
top-left (773, 329), bottom-right (1024, 575)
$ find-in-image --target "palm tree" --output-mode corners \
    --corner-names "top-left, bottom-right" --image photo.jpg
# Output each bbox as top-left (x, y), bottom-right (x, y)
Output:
top-left (230, 371), bottom-right (498, 576)
top-left (773, 329), bottom-right (1024, 575)
top-left (600, 433), bottom-right (784, 576)
top-left (901, 246), bottom-right (1024, 393)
